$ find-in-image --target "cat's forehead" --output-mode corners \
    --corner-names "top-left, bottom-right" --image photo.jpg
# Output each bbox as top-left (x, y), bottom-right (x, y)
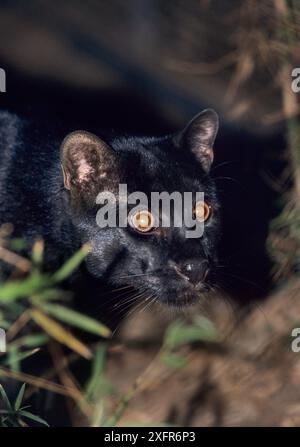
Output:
top-left (111, 135), bottom-right (206, 191)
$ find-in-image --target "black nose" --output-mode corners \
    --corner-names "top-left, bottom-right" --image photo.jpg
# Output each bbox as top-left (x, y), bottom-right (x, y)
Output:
top-left (178, 261), bottom-right (209, 285)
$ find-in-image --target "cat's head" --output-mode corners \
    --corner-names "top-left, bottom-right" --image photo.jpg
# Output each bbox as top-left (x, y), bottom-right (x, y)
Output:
top-left (61, 109), bottom-right (220, 307)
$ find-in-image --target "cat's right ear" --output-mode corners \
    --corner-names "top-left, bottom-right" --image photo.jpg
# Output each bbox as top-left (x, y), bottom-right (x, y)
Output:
top-left (175, 109), bottom-right (219, 172)
top-left (60, 131), bottom-right (119, 202)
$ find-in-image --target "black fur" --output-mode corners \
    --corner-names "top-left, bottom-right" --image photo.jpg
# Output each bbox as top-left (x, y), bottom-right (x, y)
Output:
top-left (0, 109), bottom-right (220, 308)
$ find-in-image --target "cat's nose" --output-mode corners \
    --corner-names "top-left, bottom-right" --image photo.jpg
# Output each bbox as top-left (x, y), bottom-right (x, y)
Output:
top-left (173, 260), bottom-right (209, 285)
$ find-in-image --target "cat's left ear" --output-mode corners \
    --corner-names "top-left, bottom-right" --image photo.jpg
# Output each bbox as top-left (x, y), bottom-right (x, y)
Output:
top-left (176, 109), bottom-right (219, 171)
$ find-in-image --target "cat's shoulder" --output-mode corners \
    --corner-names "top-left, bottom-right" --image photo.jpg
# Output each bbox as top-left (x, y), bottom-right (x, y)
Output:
top-left (0, 110), bottom-right (25, 160)
top-left (0, 110), bottom-right (23, 139)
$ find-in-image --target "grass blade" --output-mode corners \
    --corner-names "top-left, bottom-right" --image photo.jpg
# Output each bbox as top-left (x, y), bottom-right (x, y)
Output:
top-left (85, 344), bottom-right (109, 400)
top-left (14, 384), bottom-right (25, 411)
top-left (18, 410), bottom-right (49, 427)
top-left (42, 303), bottom-right (111, 338)
top-left (0, 272), bottom-right (52, 303)
top-left (164, 318), bottom-right (218, 349)
top-left (3, 348), bottom-right (40, 368)
top-left (52, 243), bottom-right (91, 283)
top-left (0, 384), bottom-right (12, 410)
top-left (30, 309), bottom-right (92, 360)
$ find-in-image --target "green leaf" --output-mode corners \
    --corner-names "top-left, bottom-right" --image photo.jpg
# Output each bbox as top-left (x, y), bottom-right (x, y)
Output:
top-left (85, 345), bottom-right (110, 400)
top-left (42, 303), bottom-right (111, 338)
top-left (14, 384), bottom-right (26, 411)
top-left (0, 319), bottom-right (10, 330)
top-left (3, 348), bottom-right (40, 367)
top-left (10, 334), bottom-right (49, 349)
top-left (0, 417), bottom-right (8, 427)
top-left (160, 353), bottom-right (187, 369)
top-left (19, 410), bottom-right (49, 427)
top-left (32, 288), bottom-right (71, 302)
top-left (164, 318), bottom-right (218, 349)
top-left (52, 244), bottom-right (90, 283)
top-left (30, 309), bottom-right (92, 360)
top-left (0, 384), bottom-right (12, 411)
top-left (6, 345), bottom-right (20, 372)
top-left (0, 272), bottom-right (52, 303)
top-left (31, 239), bottom-right (44, 265)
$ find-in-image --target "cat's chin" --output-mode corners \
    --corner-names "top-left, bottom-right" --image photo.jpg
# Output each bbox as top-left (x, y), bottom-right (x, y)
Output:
top-left (160, 294), bottom-right (203, 308)
top-left (157, 284), bottom-right (211, 308)
top-left (109, 278), bottom-right (211, 309)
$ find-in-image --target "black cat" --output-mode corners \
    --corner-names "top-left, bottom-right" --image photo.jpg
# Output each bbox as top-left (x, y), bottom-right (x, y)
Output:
top-left (0, 108), bottom-right (220, 308)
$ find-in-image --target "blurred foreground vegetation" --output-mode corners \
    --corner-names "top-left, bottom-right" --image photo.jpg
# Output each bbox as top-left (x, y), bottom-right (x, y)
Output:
top-left (0, 226), bottom-right (218, 427)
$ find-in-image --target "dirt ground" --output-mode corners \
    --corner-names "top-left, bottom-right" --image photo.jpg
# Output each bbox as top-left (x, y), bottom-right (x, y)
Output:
top-left (103, 279), bottom-right (300, 427)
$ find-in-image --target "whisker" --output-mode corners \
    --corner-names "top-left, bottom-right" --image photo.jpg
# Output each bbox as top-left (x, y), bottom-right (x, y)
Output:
top-left (112, 290), bottom-right (146, 310)
top-left (102, 284), bottom-right (133, 296)
top-left (201, 160), bottom-right (236, 182)
top-left (110, 271), bottom-right (157, 280)
top-left (136, 293), bottom-right (155, 314)
top-left (218, 271), bottom-right (263, 291)
top-left (212, 176), bottom-right (241, 186)
top-left (126, 294), bottom-right (151, 318)
top-left (210, 160), bottom-right (236, 172)
top-left (106, 287), bottom-right (138, 302)
top-left (141, 294), bottom-right (158, 313)
top-left (110, 296), bottom-right (143, 322)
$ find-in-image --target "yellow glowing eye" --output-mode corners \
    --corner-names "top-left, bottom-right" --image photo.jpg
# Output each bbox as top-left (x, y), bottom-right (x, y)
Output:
top-left (130, 210), bottom-right (155, 233)
top-left (195, 201), bottom-right (211, 222)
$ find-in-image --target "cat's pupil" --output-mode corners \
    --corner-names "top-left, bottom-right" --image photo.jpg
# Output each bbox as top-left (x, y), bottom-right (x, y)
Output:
top-left (137, 212), bottom-right (150, 227)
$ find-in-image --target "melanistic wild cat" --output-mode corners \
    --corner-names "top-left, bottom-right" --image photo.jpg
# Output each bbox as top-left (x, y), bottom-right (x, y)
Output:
top-left (0, 108), bottom-right (220, 308)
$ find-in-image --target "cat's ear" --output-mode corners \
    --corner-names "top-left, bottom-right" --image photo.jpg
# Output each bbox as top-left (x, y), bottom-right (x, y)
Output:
top-left (60, 130), bottom-right (119, 202)
top-left (177, 109), bottom-right (219, 171)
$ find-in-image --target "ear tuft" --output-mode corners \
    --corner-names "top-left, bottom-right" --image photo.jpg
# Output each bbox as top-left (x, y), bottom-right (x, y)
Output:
top-left (179, 109), bottom-right (219, 171)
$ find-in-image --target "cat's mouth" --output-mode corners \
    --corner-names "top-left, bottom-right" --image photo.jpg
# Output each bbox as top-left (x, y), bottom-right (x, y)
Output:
top-left (160, 282), bottom-right (211, 307)
top-left (109, 262), bottom-right (213, 308)
top-left (113, 275), bottom-right (211, 309)
top-left (153, 264), bottom-right (212, 307)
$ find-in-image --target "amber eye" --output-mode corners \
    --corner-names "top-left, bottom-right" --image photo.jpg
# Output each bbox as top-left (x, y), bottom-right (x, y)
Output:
top-left (129, 209), bottom-right (155, 233)
top-left (194, 201), bottom-right (211, 222)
